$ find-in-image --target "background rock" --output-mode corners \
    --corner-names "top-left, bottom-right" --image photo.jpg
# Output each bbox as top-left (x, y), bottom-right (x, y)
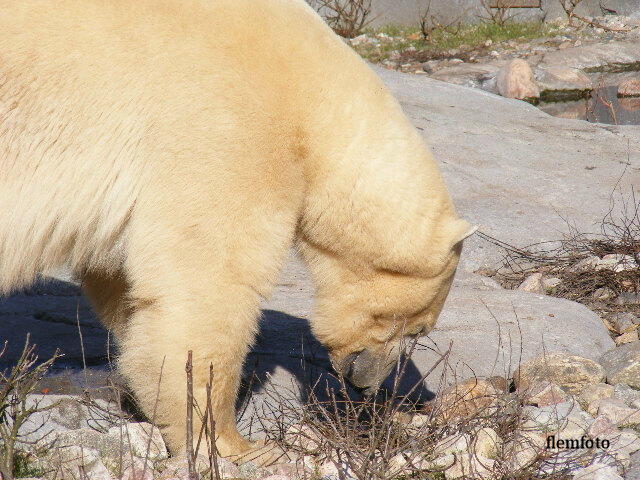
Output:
top-left (600, 343), bottom-right (640, 388)
top-left (496, 59), bottom-right (540, 100)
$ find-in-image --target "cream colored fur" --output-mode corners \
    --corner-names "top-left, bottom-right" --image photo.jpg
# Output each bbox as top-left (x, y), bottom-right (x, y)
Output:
top-left (0, 0), bottom-right (470, 462)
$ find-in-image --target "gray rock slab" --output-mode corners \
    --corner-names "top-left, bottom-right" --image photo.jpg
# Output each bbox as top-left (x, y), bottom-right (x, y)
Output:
top-left (248, 255), bottom-right (614, 388)
top-left (373, 66), bottom-right (640, 272)
top-left (539, 41), bottom-right (640, 72)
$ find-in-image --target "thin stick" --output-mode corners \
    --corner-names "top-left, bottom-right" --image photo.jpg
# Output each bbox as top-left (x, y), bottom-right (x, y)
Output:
top-left (206, 365), bottom-right (221, 480)
top-left (186, 351), bottom-right (196, 480)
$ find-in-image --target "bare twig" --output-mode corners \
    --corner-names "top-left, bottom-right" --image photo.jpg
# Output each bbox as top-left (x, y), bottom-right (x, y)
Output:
top-left (186, 351), bottom-right (196, 480)
top-left (312, 0), bottom-right (376, 38)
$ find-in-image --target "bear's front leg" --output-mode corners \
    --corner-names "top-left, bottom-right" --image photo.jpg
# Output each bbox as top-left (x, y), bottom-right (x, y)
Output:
top-left (116, 291), bottom-right (257, 459)
top-left (112, 201), bottom-right (302, 464)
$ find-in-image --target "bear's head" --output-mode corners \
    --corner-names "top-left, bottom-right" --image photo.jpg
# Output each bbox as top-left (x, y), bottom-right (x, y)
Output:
top-left (302, 219), bottom-right (477, 395)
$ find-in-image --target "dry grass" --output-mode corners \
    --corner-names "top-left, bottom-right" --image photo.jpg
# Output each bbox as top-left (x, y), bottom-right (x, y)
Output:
top-left (480, 188), bottom-right (640, 322)
top-left (239, 337), bottom-right (606, 480)
top-left (0, 336), bottom-right (60, 480)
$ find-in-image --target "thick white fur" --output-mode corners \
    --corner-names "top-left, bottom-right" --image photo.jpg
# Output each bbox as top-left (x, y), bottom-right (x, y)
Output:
top-left (0, 0), bottom-right (469, 461)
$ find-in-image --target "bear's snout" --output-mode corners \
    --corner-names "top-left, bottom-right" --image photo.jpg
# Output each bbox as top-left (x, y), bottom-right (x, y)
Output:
top-left (332, 348), bottom-right (397, 395)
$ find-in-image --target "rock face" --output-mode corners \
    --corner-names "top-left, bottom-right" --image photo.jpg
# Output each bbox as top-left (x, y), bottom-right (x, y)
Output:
top-left (619, 78), bottom-right (640, 97)
top-left (535, 66), bottom-right (593, 97)
top-left (496, 59), bottom-right (540, 100)
top-left (600, 343), bottom-right (640, 388)
top-left (538, 41), bottom-right (640, 73)
top-left (374, 66), bottom-right (640, 272)
top-left (513, 354), bottom-right (606, 395)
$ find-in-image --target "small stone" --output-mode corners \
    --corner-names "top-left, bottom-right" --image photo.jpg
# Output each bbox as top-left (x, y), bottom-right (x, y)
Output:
top-left (517, 272), bottom-right (544, 293)
top-left (496, 59), bottom-right (540, 100)
top-left (611, 313), bottom-right (639, 334)
top-left (409, 413), bottom-right (430, 429)
top-left (504, 439), bottom-right (539, 471)
top-left (615, 330), bottom-right (638, 345)
top-left (422, 60), bottom-right (440, 74)
top-left (524, 380), bottom-right (569, 407)
top-left (613, 383), bottom-right (640, 408)
top-left (522, 399), bottom-right (591, 434)
top-left (434, 433), bottom-right (472, 457)
top-left (610, 430), bottom-right (640, 456)
top-left (588, 414), bottom-right (619, 438)
top-left (107, 422), bottom-right (168, 461)
top-left (514, 353), bottom-right (605, 395)
top-left (616, 292), bottom-right (640, 305)
top-left (578, 383), bottom-right (614, 415)
top-left (444, 453), bottom-right (496, 479)
top-left (41, 446), bottom-right (112, 480)
top-left (573, 462), bottom-right (623, 480)
top-left (121, 457), bottom-right (154, 480)
top-left (285, 424), bottom-right (321, 454)
top-left (619, 78), bottom-right (640, 97)
top-left (435, 378), bottom-right (499, 421)
top-left (600, 343), bottom-right (640, 388)
top-left (572, 256), bottom-right (600, 272)
top-left (597, 397), bottom-right (640, 426)
top-left (473, 427), bottom-right (502, 459)
top-left (542, 277), bottom-right (562, 290)
top-left (598, 254), bottom-right (636, 272)
top-left (318, 460), bottom-right (355, 480)
top-left (593, 287), bottom-right (616, 300)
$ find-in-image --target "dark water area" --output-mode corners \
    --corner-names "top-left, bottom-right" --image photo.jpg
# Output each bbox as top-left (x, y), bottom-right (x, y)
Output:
top-left (539, 86), bottom-right (640, 125)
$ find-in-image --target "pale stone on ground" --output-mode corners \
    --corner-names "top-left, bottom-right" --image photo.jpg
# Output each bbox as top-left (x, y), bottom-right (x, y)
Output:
top-left (600, 343), bottom-right (640, 389)
top-left (619, 78), bottom-right (640, 97)
top-left (578, 383), bottom-right (615, 416)
top-left (514, 354), bottom-right (605, 395)
top-left (517, 272), bottom-right (544, 293)
top-left (496, 59), bottom-right (540, 100)
top-left (597, 398), bottom-right (640, 426)
top-left (524, 380), bottom-right (569, 407)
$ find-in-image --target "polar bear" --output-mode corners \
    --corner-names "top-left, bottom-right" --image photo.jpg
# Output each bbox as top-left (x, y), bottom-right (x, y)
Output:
top-left (0, 0), bottom-right (473, 463)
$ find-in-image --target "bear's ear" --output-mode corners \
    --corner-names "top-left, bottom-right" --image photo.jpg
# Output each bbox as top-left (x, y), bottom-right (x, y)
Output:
top-left (450, 219), bottom-right (478, 249)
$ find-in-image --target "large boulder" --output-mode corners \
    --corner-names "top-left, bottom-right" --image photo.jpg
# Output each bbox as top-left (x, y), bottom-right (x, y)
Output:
top-left (373, 66), bottom-right (640, 272)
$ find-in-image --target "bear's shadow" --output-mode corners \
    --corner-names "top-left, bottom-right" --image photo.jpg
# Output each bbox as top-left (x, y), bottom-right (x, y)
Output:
top-left (0, 279), bottom-right (436, 417)
top-left (238, 309), bottom-right (436, 415)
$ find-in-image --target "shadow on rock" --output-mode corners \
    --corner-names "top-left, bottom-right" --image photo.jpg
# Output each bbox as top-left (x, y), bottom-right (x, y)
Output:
top-left (238, 309), bottom-right (436, 419)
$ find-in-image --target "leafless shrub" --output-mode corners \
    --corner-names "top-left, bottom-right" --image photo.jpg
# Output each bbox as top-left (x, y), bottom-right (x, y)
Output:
top-left (478, 0), bottom-right (518, 26)
top-left (241, 332), bottom-right (603, 480)
top-left (481, 186), bottom-right (639, 319)
top-left (311, 0), bottom-right (375, 38)
top-left (558, 0), bottom-right (636, 31)
top-left (558, 0), bottom-right (584, 25)
top-left (419, 0), bottom-right (464, 41)
top-left (0, 336), bottom-right (61, 480)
